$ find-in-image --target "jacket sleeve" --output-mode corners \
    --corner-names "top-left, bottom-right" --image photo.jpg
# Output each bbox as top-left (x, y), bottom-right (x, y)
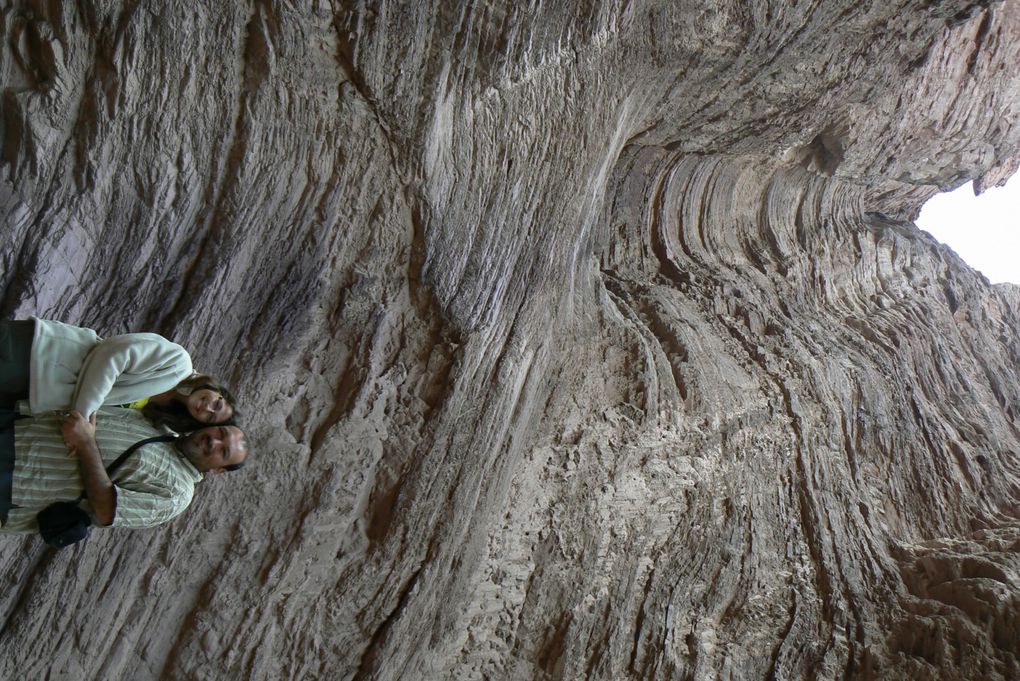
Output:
top-left (71, 333), bottom-right (194, 417)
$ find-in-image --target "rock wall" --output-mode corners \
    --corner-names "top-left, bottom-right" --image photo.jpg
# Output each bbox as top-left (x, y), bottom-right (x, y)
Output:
top-left (1, 1), bottom-right (1019, 680)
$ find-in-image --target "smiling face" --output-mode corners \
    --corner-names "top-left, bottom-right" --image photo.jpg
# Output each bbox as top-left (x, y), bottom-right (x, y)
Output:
top-left (178, 425), bottom-right (248, 472)
top-left (185, 388), bottom-right (233, 424)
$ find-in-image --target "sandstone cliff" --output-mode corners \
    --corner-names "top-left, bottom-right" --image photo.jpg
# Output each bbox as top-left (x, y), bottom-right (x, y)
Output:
top-left (2, 1), bottom-right (1019, 680)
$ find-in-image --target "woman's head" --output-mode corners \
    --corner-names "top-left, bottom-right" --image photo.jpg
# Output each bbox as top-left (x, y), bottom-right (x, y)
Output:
top-left (143, 374), bottom-right (240, 433)
top-left (183, 387), bottom-right (233, 424)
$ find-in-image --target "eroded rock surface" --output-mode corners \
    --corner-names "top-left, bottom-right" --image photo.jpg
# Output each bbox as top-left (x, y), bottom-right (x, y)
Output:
top-left (1, 1), bottom-right (1019, 680)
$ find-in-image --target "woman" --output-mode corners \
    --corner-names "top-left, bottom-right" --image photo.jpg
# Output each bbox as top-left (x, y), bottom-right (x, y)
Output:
top-left (137, 373), bottom-right (238, 432)
top-left (0, 318), bottom-right (237, 431)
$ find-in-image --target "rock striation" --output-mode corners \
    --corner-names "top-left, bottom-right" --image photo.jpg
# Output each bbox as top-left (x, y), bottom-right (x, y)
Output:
top-left (1, 1), bottom-right (1019, 680)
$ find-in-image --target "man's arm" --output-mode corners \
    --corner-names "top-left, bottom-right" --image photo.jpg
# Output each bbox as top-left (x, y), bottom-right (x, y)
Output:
top-left (62, 411), bottom-right (116, 525)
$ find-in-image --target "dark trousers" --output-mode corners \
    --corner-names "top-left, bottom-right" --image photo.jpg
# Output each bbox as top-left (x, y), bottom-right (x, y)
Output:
top-left (0, 320), bottom-right (33, 409)
top-left (0, 408), bottom-right (17, 523)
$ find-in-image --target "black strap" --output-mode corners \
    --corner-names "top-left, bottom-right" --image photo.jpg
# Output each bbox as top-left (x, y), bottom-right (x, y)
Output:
top-left (106, 434), bottom-right (177, 478)
top-left (0, 409), bottom-right (18, 523)
top-left (77, 434), bottom-right (177, 501)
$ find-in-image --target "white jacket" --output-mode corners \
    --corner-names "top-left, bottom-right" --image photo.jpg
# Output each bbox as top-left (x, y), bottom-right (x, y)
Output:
top-left (28, 318), bottom-right (194, 417)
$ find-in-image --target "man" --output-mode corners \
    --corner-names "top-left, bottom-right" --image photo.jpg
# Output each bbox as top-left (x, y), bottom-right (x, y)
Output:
top-left (0, 406), bottom-right (249, 534)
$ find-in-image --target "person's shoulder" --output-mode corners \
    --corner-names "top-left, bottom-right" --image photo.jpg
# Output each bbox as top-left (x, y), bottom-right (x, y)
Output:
top-left (96, 405), bottom-right (152, 421)
top-left (103, 331), bottom-right (179, 348)
top-left (169, 452), bottom-right (203, 484)
top-left (130, 441), bottom-right (202, 487)
top-left (31, 318), bottom-right (101, 344)
top-left (95, 406), bottom-right (163, 434)
top-left (103, 332), bottom-right (191, 361)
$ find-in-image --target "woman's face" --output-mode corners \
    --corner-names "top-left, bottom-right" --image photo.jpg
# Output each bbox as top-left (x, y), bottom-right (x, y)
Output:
top-left (185, 388), bottom-right (233, 424)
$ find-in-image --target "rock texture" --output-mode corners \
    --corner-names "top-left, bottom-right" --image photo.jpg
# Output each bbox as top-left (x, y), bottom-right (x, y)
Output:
top-left (2, 1), bottom-right (1020, 680)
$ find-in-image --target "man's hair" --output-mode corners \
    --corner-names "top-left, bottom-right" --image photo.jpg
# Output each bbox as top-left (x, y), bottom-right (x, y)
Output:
top-left (229, 432), bottom-right (251, 471)
top-left (141, 373), bottom-right (241, 433)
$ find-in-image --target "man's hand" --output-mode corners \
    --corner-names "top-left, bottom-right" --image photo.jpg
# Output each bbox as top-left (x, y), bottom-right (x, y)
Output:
top-left (62, 411), bottom-right (115, 526)
top-left (62, 411), bottom-right (97, 458)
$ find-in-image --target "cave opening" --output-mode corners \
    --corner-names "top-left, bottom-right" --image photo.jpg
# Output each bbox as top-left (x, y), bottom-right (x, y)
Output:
top-left (916, 170), bottom-right (1020, 284)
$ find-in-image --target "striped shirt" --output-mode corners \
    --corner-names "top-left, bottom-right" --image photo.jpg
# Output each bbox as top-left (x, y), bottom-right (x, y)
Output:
top-left (2, 408), bottom-right (202, 533)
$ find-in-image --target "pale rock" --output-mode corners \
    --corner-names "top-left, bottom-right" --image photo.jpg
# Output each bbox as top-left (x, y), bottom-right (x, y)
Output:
top-left (1, 1), bottom-right (1020, 680)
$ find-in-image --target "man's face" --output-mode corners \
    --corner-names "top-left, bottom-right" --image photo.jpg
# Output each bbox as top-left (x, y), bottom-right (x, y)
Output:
top-left (178, 426), bottom-right (247, 472)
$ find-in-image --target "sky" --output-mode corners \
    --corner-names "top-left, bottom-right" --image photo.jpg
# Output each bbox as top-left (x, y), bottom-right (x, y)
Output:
top-left (916, 171), bottom-right (1020, 285)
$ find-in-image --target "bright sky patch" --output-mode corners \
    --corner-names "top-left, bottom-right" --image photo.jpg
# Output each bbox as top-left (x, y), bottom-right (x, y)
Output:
top-left (916, 171), bottom-right (1020, 285)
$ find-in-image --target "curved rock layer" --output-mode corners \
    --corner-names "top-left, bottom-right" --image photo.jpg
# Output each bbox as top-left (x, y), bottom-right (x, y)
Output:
top-left (1, 2), bottom-right (1019, 680)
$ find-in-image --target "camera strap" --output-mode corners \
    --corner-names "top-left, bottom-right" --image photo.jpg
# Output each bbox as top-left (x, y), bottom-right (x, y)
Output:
top-left (76, 433), bottom-right (178, 501)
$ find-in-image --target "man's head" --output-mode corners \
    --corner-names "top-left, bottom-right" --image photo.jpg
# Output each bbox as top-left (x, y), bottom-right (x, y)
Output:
top-left (176, 425), bottom-right (249, 473)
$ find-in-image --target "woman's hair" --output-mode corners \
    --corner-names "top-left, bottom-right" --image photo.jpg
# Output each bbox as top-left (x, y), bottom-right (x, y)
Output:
top-left (141, 373), bottom-right (241, 433)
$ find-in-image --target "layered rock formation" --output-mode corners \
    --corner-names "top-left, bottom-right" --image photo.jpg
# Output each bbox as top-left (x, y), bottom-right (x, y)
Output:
top-left (2, 1), bottom-right (1019, 679)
